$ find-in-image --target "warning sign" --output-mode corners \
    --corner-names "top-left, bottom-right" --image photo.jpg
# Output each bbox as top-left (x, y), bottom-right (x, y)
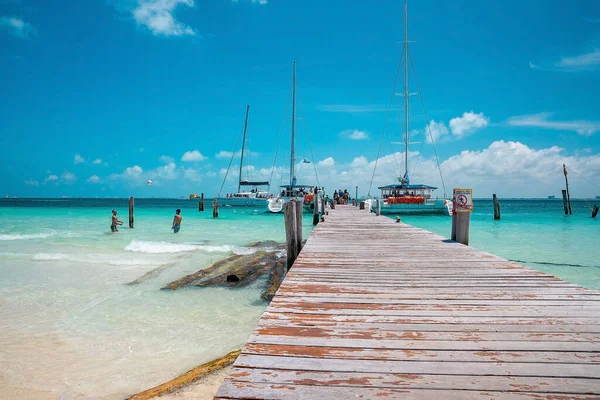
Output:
top-left (453, 188), bottom-right (473, 213)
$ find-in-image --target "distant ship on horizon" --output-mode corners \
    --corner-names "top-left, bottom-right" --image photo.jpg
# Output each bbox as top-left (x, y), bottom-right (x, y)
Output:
top-left (548, 195), bottom-right (556, 200)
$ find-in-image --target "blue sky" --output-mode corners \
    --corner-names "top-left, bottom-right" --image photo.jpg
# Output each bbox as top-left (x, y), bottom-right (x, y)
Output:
top-left (2, 0), bottom-right (600, 198)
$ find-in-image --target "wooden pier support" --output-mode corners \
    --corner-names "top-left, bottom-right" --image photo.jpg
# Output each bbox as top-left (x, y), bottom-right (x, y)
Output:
top-left (312, 191), bottom-right (319, 226)
top-left (212, 198), bottom-right (219, 218)
top-left (359, 201), bottom-right (365, 210)
top-left (493, 193), bottom-right (501, 220)
top-left (592, 204), bottom-right (599, 218)
top-left (562, 190), bottom-right (569, 215)
top-left (128, 197), bottom-right (134, 228)
top-left (375, 199), bottom-right (381, 216)
top-left (284, 201), bottom-right (298, 270)
top-left (294, 199), bottom-right (303, 255)
top-left (451, 211), bottom-right (470, 245)
top-left (563, 164), bottom-right (572, 215)
top-left (199, 193), bottom-right (204, 211)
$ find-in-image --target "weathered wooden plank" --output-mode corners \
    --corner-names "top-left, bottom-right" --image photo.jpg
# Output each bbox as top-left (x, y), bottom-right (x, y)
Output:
top-left (216, 381), bottom-right (600, 400)
top-left (262, 312), bottom-right (600, 326)
top-left (252, 325), bottom-right (600, 342)
top-left (243, 343), bottom-right (600, 364)
top-left (226, 367), bottom-right (600, 394)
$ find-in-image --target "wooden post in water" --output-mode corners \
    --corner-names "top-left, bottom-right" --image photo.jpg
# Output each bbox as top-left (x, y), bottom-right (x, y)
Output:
top-left (199, 193), bottom-right (204, 211)
top-left (375, 199), bottom-right (381, 216)
top-left (592, 204), bottom-right (599, 218)
top-left (128, 197), bottom-right (134, 228)
top-left (563, 164), bottom-right (572, 214)
top-left (493, 194), bottom-right (501, 220)
top-left (284, 201), bottom-right (297, 270)
top-left (212, 198), bottom-right (219, 218)
top-left (293, 199), bottom-right (303, 255)
top-left (312, 190), bottom-right (319, 226)
top-left (562, 190), bottom-right (569, 215)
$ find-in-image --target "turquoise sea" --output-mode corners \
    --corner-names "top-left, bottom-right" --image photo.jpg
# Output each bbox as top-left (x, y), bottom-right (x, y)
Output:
top-left (0, 198), bottom-right (598, 399)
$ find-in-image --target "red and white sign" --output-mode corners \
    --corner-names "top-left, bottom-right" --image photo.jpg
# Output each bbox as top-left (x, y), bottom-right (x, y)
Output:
top-left (453, 188), bottom-right (473, 213)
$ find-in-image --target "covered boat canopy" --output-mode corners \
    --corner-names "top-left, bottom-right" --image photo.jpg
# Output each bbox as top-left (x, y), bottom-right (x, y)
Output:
top-left (378, 184), bottom-right (437, 190)
top-left (279, 184), bottom-right (315, 189)
top-left (240, 180), bottom-right (269, 186)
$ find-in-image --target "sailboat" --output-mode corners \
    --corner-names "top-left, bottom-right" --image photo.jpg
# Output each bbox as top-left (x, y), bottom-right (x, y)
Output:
top-left (266, 62), bottom-right (322, 214)
top-left (368, 0), bottom-right (451, 216)
top-left (215, 105), bottom-right (272, 207)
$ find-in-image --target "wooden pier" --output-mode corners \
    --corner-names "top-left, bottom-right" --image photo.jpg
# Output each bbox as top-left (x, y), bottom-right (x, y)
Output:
top-left (216, 205), bottom-right (600, 399)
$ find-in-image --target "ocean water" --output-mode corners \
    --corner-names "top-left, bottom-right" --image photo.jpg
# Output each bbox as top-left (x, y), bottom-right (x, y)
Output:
top-left (0, 198), bottom-right (599, 398)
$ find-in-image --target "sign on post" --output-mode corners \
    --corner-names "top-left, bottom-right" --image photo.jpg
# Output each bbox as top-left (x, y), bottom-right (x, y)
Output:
top-left (453, 188), bottom-right (473, 213)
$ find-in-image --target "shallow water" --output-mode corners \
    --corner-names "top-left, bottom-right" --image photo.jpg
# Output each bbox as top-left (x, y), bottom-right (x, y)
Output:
top-left (0, 198), bottom-right (598, 398)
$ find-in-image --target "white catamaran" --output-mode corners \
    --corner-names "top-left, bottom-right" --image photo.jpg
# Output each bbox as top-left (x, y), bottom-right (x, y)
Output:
top-left (368, 0), bottom-right (451, 216)
top-left (216, 105), bottom-right (272, 207)
top-left (267, 62), bottom-right (322, 214)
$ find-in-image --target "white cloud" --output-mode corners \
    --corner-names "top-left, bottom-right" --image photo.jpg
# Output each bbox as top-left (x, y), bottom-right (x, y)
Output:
top-left (215, 150), bottom-right (259, 159)
top-left (449, 111), bottom-right (489, 138)
top-left (24, 179), bottom-right (39, 186)
top-left (45, 174), bottom-right (58, 183)
top-left (183, 167), bottom-right (202, 182)
top-left (92, 158), bottom-right (103, 165)
top-left (159, 155), bottom-right (174, 163)
top-left (507, 113), bottom-right (600, 136)
top-left (181, 150), bottom-right (207, 162)
top-left (133, 0), bottom-right (196, 37)
top-left (87, 175), bottom-right (101, 184)
top-left (149, 162), bottom-right (177, 180)
top-left (424, 120), bottom-right (450, 144)
top-left (61, 171), bottom-right (76, 184)
top-left (119, 165), bottom-right (144, 181)
top-left (317, 157), bottom-right (335, 167)
top-left (0, 17), bottom-right (35, 39)
top-left (232, 0), bottom-right (268, 4)
top-left (557, 49), bottom-right (600, 70)
top-left (74, 154), bottom-right (85, 164)
top-left (350, 156), bottom-right (368, 168)
top-left (206, 171), bottom-right (217, 177)
top-left (341, 129), bottom-right (369, 140)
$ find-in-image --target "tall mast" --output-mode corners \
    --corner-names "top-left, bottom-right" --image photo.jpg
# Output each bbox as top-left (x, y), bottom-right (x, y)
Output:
top-left (403, 0), bottom-right (409, 177)
top-left (290, 61), bottom-right (296, 187)
top-left (237, 104), bottom-right (250, 193)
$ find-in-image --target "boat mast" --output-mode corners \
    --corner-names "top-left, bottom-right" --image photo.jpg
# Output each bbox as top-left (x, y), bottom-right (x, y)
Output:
top-left (403, 0), bottom-right (409, 177)
top-left (237, 104), bottom-right (250, 194)
top-left (290, 61), bottom-right (296, 187)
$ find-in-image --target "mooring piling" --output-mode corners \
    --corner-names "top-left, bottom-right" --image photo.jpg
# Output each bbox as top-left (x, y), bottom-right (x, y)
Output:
top-left (128, 197), bottom-right (134, 228)
top-left (493, 193), bottom-right (501, 220)
top-left (199, 193), bottom-right (204, 211)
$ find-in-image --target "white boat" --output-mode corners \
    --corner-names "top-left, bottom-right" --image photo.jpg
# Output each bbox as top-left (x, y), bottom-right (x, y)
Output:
top-left (266, 62), bottom-right (322, 214)
top-left (369, 1), bottom-right (450, 216)
top-left (215, 105), bottom-right (272, 208)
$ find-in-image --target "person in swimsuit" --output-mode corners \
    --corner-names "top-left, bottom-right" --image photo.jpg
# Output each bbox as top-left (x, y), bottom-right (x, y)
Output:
top-left (111, 210), bottom-right (123, 232)
top-left (172, 209), bottom-right (182, 233)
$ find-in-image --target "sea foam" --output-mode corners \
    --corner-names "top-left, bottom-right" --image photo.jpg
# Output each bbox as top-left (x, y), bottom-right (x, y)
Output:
top-left (0, 232), bottom-right (56, 241)
top-left (124, 240), bottom-right (203, 254)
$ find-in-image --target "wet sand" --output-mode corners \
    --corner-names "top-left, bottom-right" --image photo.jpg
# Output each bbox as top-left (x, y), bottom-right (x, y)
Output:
top-left (158, 366), bottom-right (231, 399)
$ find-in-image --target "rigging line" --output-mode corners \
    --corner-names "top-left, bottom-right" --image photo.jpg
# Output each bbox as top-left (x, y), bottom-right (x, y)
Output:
top-left (296, 86), bottom-right (320, 188)
top-left (565, 165), bottom-right (600, 191)
top-left (368, 45), bottom-right (406, 197)
top-left (218, 122), bottom-right (245, 196)
top-left (408, 47), bottom-right (447, 198)
top-left (411, 108), bottom-right (426, 179)
top-left (268, 81), bottom-right (293, 189)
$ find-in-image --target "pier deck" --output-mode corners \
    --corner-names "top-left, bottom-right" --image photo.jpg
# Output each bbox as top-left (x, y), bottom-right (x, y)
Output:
top-left (216, 205), bottom-right (600, 399)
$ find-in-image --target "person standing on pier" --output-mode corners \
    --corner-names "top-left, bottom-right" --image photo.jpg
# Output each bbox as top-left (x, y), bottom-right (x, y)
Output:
top-left (172, 209), bottom-right (182, 233)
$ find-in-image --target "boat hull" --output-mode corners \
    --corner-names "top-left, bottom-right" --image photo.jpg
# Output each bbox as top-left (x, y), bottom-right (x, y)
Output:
top-left (216, 197), bottom-right (268, 207)
top-left (266, 197), bottom-right (323, 214)
top-left (371, 199), bottom-right (451, 215)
